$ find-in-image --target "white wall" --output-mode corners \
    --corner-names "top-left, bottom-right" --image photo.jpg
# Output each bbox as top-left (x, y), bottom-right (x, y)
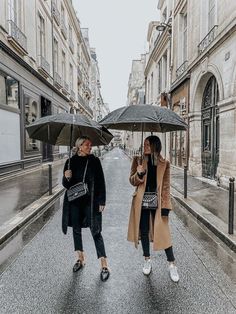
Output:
top-left (0, 109), bottom-right (21, 163)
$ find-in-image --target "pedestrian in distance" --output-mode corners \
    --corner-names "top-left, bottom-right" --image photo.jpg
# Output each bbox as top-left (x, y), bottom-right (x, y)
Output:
top-left (127, 135), bottom-right (179, 282)
top-left (62, 136), bottom-right (110, 281)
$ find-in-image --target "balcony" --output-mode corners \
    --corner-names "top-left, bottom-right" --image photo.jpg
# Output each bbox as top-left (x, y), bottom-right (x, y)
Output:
top-left (54, 72), bottom-right (62, 88)
top-left (176, 60), bottom-right (188, 78)
top-left (7, 20), bottom-right (27, 55)
top-left (198, 25), bottom-right (218, 55)
top-left (69, 38), bottom-right (74, 54)
top-left (38, 55), bottom-right (50, 77)
top-left (52, 1), bottom-right (60, 26)
top-left (77, 66), bottom-right (82, 83)
top-left (62, 81), bottom-right (69, 95)
top-left (61, 18), bottom-right (67, 39)
top-left (78, 93), bottom-right (93, 116)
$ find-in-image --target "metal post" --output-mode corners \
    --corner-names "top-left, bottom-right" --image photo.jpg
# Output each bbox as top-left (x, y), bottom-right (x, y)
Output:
top-left (228, 177), bottom-right (235, 235)
top-left (184, 165), bottom-right (187, 199)
top-left (48, 164), bottom-right (52, 195)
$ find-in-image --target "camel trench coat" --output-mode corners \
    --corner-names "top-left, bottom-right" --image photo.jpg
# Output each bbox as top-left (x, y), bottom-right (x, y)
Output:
top-left (127, 155), bottom-right (173, 251)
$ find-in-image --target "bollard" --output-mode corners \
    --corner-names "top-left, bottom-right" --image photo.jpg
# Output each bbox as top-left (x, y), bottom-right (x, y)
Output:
top-left (228, 177), bottom-right (235, 235)
top-left (184, 165), bottom-right (187, 199)
top-left (48, 164), bottom-right (52, 195)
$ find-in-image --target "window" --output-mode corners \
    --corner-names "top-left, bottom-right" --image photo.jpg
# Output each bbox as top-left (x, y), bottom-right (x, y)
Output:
top-left (162, 54), bottom-right (167, 89)
top-left (8, 0), bottom-right (21, 26)
top-left (150, 73), bottom-right (153, 103)
top-left (61, 5), bottom-right (65, 22)
top-left (24, 93), bottom-right (40, 153)
top-left (38, 14), bottom-right (45, 57)
top-left (208, 0), bottom-right (216, 31)
top-left (183, 13), bottom-right (187, 61)
top-left (69, 25), bottom-right (72, 41)
top-left (158, 59), bottom-right (162, 94)
top-left (69, 63), bottom-right (73, 91)
top-left (53, 38), bottom-right (58, 72)
top-left (0, 73), bottom-right (19, 109)
top-left (62, 50), bottom-right (66, 82)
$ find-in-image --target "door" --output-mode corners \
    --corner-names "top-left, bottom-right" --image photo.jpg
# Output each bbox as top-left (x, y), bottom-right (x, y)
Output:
top-left (201, 76), bottom-right (219, 179)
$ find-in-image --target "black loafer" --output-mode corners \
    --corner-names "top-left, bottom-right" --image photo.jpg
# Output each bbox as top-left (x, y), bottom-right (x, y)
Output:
top-left (73, 260), bottom-right (84, 272)
top-left (100, 267), bottom-right (110, 281)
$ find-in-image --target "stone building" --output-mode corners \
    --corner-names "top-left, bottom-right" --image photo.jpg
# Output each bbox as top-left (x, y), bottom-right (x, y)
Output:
top-left (144, 0), bottom-right (173, 158)
top-left (171, 0), bottom-right (236, 188)
top-left (126, 54), bottom-right (146, 152)
top-left (90, 48), bottom-right (109, 122)
top-left (0, 0), bottom-right (93, 174)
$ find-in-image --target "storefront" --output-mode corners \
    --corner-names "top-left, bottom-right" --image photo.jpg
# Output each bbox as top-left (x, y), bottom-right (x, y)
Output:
top-left (170, 78), bottom-right (189, 168)
top-left (0, 43), bottom-right (69, 175)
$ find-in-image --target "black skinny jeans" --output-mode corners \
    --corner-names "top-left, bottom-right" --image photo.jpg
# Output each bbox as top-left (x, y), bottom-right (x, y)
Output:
top-left (73, 227), bottom-right (107, 259)
top-left (139, 208), bottom-right (175, 262)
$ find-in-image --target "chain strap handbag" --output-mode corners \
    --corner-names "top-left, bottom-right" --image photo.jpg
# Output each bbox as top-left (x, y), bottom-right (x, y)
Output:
top-left (67, 160), bottom-right (89, 202)
top-left (142, 191), bottom-right (158, 210)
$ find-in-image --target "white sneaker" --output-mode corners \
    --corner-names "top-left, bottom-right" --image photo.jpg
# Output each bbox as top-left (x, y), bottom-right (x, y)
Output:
top-left (169, 264), bottom-right (179, 282)
top-left (143, 259), bottom-right (152, 275)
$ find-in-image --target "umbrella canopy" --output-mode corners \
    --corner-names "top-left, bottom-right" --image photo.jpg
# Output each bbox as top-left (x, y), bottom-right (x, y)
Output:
top-left (26, 113), bottom-right (113, 147)
top-left (99, 104), bottom-right (188, 132)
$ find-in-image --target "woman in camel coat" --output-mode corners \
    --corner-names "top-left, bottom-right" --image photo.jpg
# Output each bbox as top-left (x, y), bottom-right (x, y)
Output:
top-left (127, 135), bottom-right (179, 282)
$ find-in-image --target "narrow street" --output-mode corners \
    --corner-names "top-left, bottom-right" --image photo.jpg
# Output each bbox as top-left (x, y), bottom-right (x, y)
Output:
top-left (0, 148), bottom-right (235, 314)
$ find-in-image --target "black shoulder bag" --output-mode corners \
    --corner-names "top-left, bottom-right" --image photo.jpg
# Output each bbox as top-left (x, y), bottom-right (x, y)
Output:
top-left (67, 160), bottom-right (89, 202)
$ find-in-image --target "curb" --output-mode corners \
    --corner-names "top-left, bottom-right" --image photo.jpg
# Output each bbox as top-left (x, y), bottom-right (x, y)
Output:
top-left (0, 186), bottom-right (65, 246)
top-left (171, 187), bottom-right (236, 253)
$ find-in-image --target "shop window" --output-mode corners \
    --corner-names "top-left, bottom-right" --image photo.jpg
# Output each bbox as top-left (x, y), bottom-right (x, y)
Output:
top-left (24, 94), bottom-right (40, 153)
top-left (0, 73), bottom-right (19, 109)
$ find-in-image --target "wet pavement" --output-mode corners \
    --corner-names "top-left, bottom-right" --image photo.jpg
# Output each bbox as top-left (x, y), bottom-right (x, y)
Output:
top-left (0, 161), bottom-right (64, 225)
top-left (0, 148), bottom-right (236, 313)
top-left (171, 167), bottom-right (236, 228)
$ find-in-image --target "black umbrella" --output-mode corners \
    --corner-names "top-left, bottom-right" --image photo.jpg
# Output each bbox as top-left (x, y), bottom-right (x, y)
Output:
top-left (99, 104), bottom-right (188, 132)
top-left (100, 104), bottom-right (188, 156)
top-left (26, 112), bottom-right (113, 147)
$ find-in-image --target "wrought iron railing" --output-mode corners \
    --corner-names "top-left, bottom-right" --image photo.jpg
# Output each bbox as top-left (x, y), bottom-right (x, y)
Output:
top-left (8, 20), bottom-right (27, 51)
top-left (38, 55), bottom-right (50, 74)
top-left (52, 1), bottom-right (60, 25)
top-left (198, 25), bottom-right (218, 55)
top-left (176, 60), bottom-right (188, 78)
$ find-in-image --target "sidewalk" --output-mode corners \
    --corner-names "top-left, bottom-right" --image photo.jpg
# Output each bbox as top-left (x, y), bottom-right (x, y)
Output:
top-left (170, 166), bottom-right (236, 252)
top-left (0, 159), bottom-right (66, 245)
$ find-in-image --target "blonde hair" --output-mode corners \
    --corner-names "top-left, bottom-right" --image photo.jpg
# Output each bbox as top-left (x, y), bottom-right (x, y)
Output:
top-left (74, 136), bottom-right (91, 154)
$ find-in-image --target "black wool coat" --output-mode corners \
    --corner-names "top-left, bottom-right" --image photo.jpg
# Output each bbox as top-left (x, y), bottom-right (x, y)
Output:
top-left (62, 154), bottom-right (106, 235)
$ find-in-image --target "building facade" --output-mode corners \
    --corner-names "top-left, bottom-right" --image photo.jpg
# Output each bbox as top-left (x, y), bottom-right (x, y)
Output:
top-left (170, 0), bottom-right (236, 188)
top-left (126, 54), bottom-right (146, 152)
top-left (0, 0), bottom-right (93, 175)
top-left (90, 48), bottom-right (109, 122)
top-left (144, 0), bottom-right (173, 158)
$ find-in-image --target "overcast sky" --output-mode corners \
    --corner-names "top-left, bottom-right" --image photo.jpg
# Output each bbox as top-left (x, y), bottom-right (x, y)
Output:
top-left (72, 0), bottom-right (159, 111)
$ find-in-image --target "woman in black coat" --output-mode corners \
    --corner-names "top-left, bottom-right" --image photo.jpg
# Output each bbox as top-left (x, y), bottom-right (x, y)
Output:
top-left (62, 136), bottom-right (109, 281)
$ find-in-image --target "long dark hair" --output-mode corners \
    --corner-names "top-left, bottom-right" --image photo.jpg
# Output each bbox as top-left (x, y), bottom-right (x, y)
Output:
top-left (145, 135), bottom-right (162, 155)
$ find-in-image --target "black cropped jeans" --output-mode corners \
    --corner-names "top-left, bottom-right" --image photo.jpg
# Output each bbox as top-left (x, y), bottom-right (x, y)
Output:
top-left (73, 226), bottom-right (107, 259)
top-left (139, 208), bottom-right (175, 262)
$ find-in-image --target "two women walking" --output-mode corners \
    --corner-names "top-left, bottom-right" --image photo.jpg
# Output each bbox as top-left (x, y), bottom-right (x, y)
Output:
top-left (62, 135), bottom-right (179, 283)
